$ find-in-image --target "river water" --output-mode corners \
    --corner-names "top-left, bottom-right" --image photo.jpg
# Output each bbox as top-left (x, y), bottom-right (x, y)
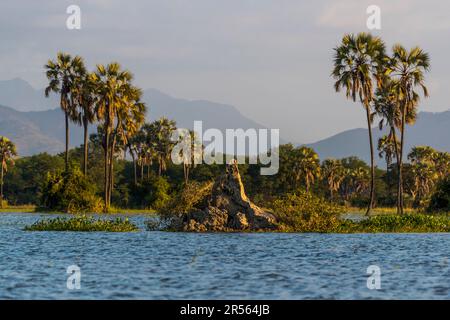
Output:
top-left (0, 213), bottom-right (448, 299)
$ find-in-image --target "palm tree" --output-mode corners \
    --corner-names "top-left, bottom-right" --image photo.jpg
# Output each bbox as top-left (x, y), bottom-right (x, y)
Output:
top-left (388, 45), bottom-right (430, 213)
top-left (373, 79), bottom-right (403, 213)
top-left (178, 130), bottom-right (202, 184)
top-left (109, 86), bottom-right (146, 198)
top-left (377, 135), bottom-right (398, 169)
top-left (293, 146), bottom-right (321, 193)
top-left (408, 146), bottom-right (435, 165)
top-left (0, 137), bottom-right (17, 207)
top-left (145, 118), bottom-right (177, 176)
top-left (128, 130), bottom-right (145, 185)
top-left (351, 167), bottom-right (370, 196)
top-left (433, 152), bottom-right (450, 179)
top-left (72, 71), bottom-right (97, 176)
top-left (332, 33), bottom-right (387, 215)
top-left (92, 63), bottom-right (133, 211)
top-left (45, 52), bottom-right (84, 172)
top-left (321, 159), bottom-right (344, 200)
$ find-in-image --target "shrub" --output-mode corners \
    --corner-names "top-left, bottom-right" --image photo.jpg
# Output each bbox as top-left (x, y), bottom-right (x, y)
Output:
top-left (270, 190), bottom-right (344, 232)
top-left (24, 215), bottom-right (138, 232)
top-left (129, 174), bottom-right (171, 210)
top-left (40, 169), bottom-right (103, 213)
top-left (428, 177), bottom-right (450, 213)
top-left (159, 181), bottom-right (212, 217)
top-left (341, 214), bottom-right (450, 233)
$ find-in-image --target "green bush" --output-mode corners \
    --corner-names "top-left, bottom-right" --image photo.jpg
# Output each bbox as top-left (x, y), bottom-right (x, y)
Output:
top-left (40, 169), bottom-right (103, 213)
top-left (159, 181), bottom-right (212, 217)
top-left (129, 174), bottom-right (171, 210)
top-left (428, 177), bottom-right (450, 213)
top-left (271, 190), bottom-right (344, 232)
top-left (341, 214), bottom-right (450, 233)
top-left (24, 215), bottom-right (138, 232)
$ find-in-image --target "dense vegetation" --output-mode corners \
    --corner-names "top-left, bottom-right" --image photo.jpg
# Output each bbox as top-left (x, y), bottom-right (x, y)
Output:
top-left (0, 34), bottom-right (449, 235)
top-left (24, 215), bottom-right (138, 232)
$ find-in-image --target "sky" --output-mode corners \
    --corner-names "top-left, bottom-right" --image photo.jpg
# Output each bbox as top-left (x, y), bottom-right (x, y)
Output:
top-left (0, 0), bottom-right (449, 143)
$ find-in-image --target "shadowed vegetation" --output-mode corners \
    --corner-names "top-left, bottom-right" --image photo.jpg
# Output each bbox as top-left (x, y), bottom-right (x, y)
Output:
top-left (24, 215), bottom-right (138, 232)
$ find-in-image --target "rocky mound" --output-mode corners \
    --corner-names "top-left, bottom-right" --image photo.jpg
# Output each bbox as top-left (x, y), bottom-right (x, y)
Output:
top-left (171, 162), bottom-right (277, 232)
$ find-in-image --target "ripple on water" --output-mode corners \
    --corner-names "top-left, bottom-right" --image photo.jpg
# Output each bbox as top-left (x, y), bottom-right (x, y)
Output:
top-left (0, 213), bottom-right (449, 299)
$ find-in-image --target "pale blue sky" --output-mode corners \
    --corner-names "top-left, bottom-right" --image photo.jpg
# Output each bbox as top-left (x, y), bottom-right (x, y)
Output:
top-left (0, 0), bottom-right (449, 143)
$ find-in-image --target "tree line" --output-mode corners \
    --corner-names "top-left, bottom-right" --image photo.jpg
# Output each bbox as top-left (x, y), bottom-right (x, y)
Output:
top-left (0, 38), bottom-right (449, 213)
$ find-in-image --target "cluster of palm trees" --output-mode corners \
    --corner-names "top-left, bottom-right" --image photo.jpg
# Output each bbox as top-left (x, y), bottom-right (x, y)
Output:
top-left (321, 158), bottom-right (371, 202)
top-left (332, 32), bottom-right (430, 215)
top-left (127, 117), bottom-right (178, 183)
top-left (0, 136), bottom-right (17, 207)
top-left (280, 145), bottom-right (371, 201)
top-left (45, 53), bottom-right (147, 211)
top-left (407, 146), bottom-right (450, 205)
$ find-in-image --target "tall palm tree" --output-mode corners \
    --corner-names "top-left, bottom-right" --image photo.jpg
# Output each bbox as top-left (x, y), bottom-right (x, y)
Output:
top-left (45, 52), bottom-right (84, 172)
top-left (0, 137), bottom-right (17, 207)
top-left (109, 86), bottom-right (146, 198)
top-left (388, 45), bottom-right (430, 213)
top-left (92, 63), bottom-right (133, 211)
top-left (73, 71), bottom-right (97, 176)
top-left (332, 33), bottom-right (387, 215)
top-left (374, 79), bottom-right (403, 212)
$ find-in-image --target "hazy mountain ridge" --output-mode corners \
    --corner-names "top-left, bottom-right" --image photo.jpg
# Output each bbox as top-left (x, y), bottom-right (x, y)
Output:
top-left (307, 110), bottom-right (450, 165)
top-left (0, 79), bottom-right (273, 155)
top-left (0, 78), bottom-right (449, 160)
top-left (0, 78), bottom-right (59, 111)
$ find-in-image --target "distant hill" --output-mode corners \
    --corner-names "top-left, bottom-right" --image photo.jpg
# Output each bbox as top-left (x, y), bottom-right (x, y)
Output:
top-left (0, 105), bottom-right (64, 155)
top-left (0, 80), bottom-right (273, 156)
top-left (0, 78), bottom-right (448, 160)
top-left (143, 88), bottom-right (269, 133)
top-left (307, 110), bottom-right (450, 165)
top-left (0, 78), bottom-right (59, 111)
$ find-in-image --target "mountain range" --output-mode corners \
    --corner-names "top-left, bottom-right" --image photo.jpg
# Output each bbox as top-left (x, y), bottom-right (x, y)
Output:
top-left (0, 78), bottom-right (449, 163)
top-left (307, 110), bottom-right (450, 165)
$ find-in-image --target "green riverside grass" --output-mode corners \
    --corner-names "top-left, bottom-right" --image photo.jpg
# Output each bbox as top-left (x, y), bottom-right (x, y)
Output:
top-left (24, 215), bottom-right (139, 232)
top-left (338, 214), bottom-right (450, 233)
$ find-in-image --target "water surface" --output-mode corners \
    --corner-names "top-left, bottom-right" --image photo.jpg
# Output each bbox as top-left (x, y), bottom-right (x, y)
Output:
top-left (0, 213), bottom-right (448, 299)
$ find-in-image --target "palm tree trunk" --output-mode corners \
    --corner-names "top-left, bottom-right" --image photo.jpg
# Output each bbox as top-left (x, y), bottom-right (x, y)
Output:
top-left (130, 148), bottom-right (137, 185)
top-left (392, 128), bottom-right (401, 215)
top-left (365, 107), bottom-right (375, 216)
top-left (108, 135), bottom-right (116, 206)
top-left (104, 121), bottom-right (110, 212)
top-left (398, 109), bottom-right (406, 215)
top-left (83, 117), bottom-right (89, 176)
top-left (0, 166), bottom-right (4, 208)
top-left (65, 111), bottom-right (70, 172)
